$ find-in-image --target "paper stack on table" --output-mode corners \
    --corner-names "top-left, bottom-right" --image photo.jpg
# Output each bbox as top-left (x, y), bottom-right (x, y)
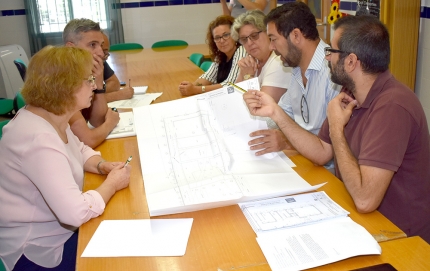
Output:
top-left (239, 192), bottom-right (381, 271)
top-left (133, 78), bottom-right (325, 216)
top-left (108, 92), bottom-right (162, 109)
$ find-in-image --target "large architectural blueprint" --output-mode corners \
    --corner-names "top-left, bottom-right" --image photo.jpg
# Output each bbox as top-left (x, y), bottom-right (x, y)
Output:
top-left (134, 79), bottom-right (324, 216)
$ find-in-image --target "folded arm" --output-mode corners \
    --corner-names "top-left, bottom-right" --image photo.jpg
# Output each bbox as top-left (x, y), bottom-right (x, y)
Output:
top-left (69, 110), bottom-right (119, 148)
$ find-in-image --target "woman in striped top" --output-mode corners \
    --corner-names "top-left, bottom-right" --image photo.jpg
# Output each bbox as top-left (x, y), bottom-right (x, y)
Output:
top-left (179, 15), bottom-right (247, 96)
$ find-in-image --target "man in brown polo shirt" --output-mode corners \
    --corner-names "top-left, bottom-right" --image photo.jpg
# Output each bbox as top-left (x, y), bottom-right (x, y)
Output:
top-left (243, 15), bottom-right (430, 243)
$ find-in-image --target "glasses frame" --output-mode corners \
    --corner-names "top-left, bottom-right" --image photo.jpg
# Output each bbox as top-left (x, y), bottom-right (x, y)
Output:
top-left (214, 32), bottom-right (231, 43)
top-left (301, 94), bottom-right (309, 124)
top-left (324, 47), bottom-right (350, 56)
top-left (84, 75), bottom-right (96, 87)
top-left (238, 31), bottom-right (263, 45)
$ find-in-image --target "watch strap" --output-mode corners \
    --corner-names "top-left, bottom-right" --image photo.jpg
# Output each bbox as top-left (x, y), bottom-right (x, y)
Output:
top-left (94, 83), bottom-right (106, 94)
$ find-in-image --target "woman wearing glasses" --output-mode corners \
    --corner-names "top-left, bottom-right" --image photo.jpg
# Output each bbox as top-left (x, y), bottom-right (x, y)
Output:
top-left (232, 10), bottom-right (291, 103)
top-left (178, 15), bottom-right (247, 96)
top-left (0, 46), bottom-right (131, 271)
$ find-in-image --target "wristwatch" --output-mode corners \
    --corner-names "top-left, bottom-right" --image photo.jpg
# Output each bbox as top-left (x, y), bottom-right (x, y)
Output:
top-left (93, 83), bottom-right (106, 94)
top-left (202, 86), bottom-right (206, 93)
top-left (243, 74), bottom-right (253, 80)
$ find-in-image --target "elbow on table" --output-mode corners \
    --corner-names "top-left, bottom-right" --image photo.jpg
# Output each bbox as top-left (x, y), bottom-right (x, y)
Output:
top-left (354, 199), bottom-right (379, 214)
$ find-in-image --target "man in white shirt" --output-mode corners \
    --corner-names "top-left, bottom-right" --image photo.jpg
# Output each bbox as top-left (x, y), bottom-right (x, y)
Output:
top-left (247, 2), bottom-right (340, 157)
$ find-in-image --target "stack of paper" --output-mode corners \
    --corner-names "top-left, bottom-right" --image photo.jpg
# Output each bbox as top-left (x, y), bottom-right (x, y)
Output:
top-left (133, 78), bottom-right (325, 216)
top-left (107, 92), bottom-right (162, 109)
top-left (239, 192), bottom-right (381, 271)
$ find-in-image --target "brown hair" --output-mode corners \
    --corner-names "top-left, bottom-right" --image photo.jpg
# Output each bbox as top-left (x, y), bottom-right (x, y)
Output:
top-left (21, 46), bottom-right (93, 115)
top-left (206, 15), bottom-right (238, 64)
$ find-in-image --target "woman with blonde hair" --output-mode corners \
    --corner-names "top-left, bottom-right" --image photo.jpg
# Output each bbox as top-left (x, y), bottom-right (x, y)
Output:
top-left (0, 46), bottom-right (131, 271)
top-left (179, 15), bottom-right (247, 96)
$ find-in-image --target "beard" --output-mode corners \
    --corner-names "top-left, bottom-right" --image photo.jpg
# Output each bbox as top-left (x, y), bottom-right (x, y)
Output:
top-left (280, 38), bottom-right (301, 68)
top-left (329, 60), bottom-right (356, 93)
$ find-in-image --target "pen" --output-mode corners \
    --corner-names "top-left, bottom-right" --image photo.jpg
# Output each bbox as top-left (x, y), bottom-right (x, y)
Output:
top-left (124, 155), bottom-right (132, 167)
top-left (227, 82), bottom-right (247, 93)
top-left (129, 79), bottom-right (131, 87)
top-left (111, 107), bottom-right (118, 112)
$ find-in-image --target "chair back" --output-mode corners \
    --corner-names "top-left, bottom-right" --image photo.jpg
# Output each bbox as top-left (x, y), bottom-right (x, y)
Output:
top-left (189, 53), bottom-right (204, 67)
top-left (151, 40), bottom-right (188, 48)
top-left (0, 119), bottom-right (10, 140)
top-left (0, 99), bottom-right (14, 115)
top-left (200, 61), bottom-right (213, 72)
top-left (109, 43), bottom-right (143, 51)
top-left (13, 59), bottom-right (27, 81)
top-left (13, 91), bottom-right (25, 113)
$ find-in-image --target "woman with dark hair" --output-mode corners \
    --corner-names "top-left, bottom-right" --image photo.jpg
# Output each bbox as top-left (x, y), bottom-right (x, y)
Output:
top-left (179, 15), bottom-right (247, 96)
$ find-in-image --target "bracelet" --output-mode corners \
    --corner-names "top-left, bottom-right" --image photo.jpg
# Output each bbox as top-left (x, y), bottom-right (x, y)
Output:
top-left (97, 160), bottom-right (106, 175)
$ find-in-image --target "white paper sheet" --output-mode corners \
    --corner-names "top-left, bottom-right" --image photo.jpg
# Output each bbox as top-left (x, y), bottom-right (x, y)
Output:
top-left (134, 78), bottom-right (324, 216)
top-left (132, 86), bottom-right (148, 94)
top-left (239, 191), bottom-right (349, 236)
top-left (107, 111), bottom-right (136, 139)
top-left (256, 217), bottom-right (381, 271)
top-left (108, 93), bottom-right (162, 108)
top-left (81, 219), bottom-right (193, 257)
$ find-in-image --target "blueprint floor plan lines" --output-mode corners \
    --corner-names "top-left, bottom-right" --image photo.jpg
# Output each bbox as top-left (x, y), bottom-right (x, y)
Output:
top-left (134, 79), bottom-right (324, 216)
top-left (239, 192), bottom-right (350, 234)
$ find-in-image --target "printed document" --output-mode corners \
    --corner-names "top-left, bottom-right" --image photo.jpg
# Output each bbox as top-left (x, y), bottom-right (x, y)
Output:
top-left (134, 78), bottom-right (324, 216)
top-left (239, 192), bottom-right (381, 270)
top-left (239, 191), bottom-right (349, 236)
top-left (256, 217), bottom-right (381, 271)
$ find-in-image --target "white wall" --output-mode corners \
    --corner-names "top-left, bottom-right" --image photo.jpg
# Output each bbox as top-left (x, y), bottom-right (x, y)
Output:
top-left (415, 0), bottom-right (430, 129)
top-left (120, 1), bottom-right (221, 48)
top-left (0, 0), bottom-right (221, 57)
top-left (0, 0), bottom-right (31, 58)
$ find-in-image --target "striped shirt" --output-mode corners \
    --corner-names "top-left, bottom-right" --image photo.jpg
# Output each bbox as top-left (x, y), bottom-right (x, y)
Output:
top-left (199, 46), bottom-right (247, 86)
top-left (275, 39), bottom-right (341, 135)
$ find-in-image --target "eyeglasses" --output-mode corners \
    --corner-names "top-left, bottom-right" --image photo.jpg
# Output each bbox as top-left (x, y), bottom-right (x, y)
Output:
top-left (84, 75), bottom-right (96, 87)
top-left (238, 31), bottom-right (263, 45)
top-left (301, 94), bottom-right (309, 124)
top-left (324, 47), bottom-right (350, 56)
top-left (214, 33), bottom-right (231, 43)
top-left (103, 50), bottom-right (110, 60)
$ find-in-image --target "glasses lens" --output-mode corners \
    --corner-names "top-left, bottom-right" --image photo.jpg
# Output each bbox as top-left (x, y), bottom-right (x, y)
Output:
top-left (301, 95), bottom-right (309, 124)
top-left (249, 31), bottom-right (260, 41)
top-left (223, 33), bottom-right (230, 40)
top-left (89, 76), bottom-right (95, 86)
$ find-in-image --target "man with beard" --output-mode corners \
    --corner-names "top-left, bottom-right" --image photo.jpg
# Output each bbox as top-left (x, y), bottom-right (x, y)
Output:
top-left (243, 15), bottom-right (430, 243)
top-left (246, 2), bottom-right (340, 158)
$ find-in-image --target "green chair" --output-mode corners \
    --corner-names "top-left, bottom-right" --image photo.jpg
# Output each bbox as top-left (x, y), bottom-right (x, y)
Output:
top-left (200, 61), bottom-right (213, 72)
top-left (189, 53), bottom-right (204, 67)
top-left (109, 43), bottom-right (143, 51)
top-left (0, 119), bottom-right (10, 140)
top-left (13, 92), bottom-right (26, 113)
top-left (151, 40), bottom-right (188, 49)
top-left (0, 99), bottom-right (14, 116)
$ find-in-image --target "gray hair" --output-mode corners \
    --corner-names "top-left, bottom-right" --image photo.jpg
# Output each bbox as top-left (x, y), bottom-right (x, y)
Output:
top-left (231, 10), bottom-right (266, 41)
top-left (63, 18), bottom-right (101, 44)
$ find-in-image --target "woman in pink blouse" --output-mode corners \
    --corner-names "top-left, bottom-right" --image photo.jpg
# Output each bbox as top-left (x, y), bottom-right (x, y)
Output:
top-left (0, 46), bottom-right (131, 271)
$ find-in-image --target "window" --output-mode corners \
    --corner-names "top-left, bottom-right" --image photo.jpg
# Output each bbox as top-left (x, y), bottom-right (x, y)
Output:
top-left (37, 0), bottom-right (107, 33)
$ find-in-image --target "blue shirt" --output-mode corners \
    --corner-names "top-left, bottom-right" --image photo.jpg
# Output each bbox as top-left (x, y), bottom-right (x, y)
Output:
top-left (274, 39), bottom-right (340, 135)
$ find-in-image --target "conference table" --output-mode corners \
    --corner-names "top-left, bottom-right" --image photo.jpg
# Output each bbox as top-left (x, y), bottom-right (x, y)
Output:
top-left (76, 45), bottom-right (429, 271)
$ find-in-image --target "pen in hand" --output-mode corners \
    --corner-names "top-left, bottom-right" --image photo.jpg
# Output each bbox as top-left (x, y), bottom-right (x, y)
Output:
top-left (124, 155), bottom-right (132, 167)
top-left (227, 82), bottom-right (247, 93)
